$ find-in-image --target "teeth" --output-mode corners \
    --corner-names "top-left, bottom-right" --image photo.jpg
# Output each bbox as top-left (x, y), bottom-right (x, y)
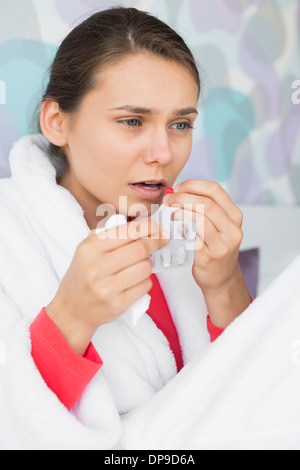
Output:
top-left (142, 185), bottom-right (159, 189)
top-left (134, 182), bottom-right (161, 190)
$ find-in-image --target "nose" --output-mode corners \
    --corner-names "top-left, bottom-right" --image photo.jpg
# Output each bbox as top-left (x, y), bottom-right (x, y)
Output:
top-left (143, 127), bottom-right (173, 166)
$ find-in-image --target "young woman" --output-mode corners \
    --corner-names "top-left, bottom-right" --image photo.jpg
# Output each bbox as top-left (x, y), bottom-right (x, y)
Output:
top-left (0, 7), bottom-right (251, 449)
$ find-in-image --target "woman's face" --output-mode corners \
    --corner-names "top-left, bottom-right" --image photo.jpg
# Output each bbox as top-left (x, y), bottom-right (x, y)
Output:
top-left (60, 53), bottom-right (199, 228)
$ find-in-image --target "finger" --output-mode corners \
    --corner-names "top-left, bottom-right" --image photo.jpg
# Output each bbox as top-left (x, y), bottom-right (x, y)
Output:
top-left (171, 208), bottom-right (204, 250)
top-left (113, 258), bottom-right (154, 292)
top-left (173, 179), bottom-right (243, 225)
top-left (202, 215), bottom-right (226, 255)
top-left (91, 219), bottom-right (162, 252)
top-left (170, 197), bottom-right (232, 236)
top-left (98, 233), bottom-right (170, 277)
top-left (92, 268), bottom-right (153, 316)
top-left (118, 277), bottom-right (154, 314)
top-left (172, 208), bottom-right (223, 254)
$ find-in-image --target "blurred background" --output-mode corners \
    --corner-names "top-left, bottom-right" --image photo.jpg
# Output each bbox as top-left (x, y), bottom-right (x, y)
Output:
top-left (0, 0), bottom-right (300, 294)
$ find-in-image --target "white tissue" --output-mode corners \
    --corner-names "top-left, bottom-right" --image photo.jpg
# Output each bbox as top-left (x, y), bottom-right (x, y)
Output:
top-left (95, 214), bottom-right (127, 235)
top-left (95, 214), bottom-right (151, 326)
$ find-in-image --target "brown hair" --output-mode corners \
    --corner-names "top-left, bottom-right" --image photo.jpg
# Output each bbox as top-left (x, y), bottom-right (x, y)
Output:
top-left (38, 6), bottom-right (201, 167)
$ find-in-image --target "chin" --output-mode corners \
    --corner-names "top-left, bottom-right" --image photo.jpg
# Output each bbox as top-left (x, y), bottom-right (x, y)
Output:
top-left (127, 201), bottom-right (161, 219)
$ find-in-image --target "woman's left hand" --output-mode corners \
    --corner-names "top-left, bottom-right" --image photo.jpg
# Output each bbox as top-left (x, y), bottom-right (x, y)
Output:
top-left (163, 179), bottom-right (252, 328)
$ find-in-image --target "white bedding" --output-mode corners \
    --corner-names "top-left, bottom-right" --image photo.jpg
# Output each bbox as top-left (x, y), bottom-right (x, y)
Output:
top-left (121, 253), bottom-right (300, 450)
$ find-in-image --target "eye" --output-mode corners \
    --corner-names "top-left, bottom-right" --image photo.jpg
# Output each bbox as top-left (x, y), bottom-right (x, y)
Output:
top-left (171, 122), bottom-right (194, 132)
top-left (121, 118), bottom-right (142, 128)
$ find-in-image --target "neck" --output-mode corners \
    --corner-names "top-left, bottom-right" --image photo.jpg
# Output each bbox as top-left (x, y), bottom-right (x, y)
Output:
top-left (57, 171), bottom-right (107, 230)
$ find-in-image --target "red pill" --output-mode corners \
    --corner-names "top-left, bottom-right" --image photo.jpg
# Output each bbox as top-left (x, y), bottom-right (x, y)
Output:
top-left (165, 187), bottom-right (174, 194)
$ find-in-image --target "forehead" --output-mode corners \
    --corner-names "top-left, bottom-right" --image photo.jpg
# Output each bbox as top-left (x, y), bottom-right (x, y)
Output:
top-left (87, 54), bottom-right (199, 111)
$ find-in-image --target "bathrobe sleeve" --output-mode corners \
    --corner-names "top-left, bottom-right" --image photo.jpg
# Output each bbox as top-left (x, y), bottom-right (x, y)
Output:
top-left (0, 289), bottom-right (122, 450)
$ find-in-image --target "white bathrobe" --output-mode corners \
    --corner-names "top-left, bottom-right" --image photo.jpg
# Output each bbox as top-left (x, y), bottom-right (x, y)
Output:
top-left (1, 134), bottom-right (300, 450)
top-left (0, 134), bottom-right (210, 450)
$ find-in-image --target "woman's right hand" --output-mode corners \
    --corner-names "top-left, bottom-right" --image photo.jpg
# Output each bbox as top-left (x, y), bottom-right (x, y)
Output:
top-left (45, 220), bottom-right (169, 355)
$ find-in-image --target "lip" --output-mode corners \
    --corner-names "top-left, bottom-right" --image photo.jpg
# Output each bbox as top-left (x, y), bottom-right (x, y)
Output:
top-left (129, 183), bottom-right (167, 201)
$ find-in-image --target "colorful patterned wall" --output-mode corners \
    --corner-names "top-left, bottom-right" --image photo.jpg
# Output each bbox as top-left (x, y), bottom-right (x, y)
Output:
top-left (0, 0), bottom-right (299, 205)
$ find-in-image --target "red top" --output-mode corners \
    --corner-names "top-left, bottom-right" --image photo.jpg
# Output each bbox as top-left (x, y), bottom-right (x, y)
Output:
top-left (147, 274), bottom-right (184, 372)
top-left (30, 312), bottom-right (102, 411)
top-left (30, 274), bottom-right (230, 411)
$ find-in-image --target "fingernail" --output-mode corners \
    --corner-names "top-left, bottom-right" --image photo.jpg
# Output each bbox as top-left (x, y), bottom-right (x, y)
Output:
top-left (173, 184), bottom-right (180, 193)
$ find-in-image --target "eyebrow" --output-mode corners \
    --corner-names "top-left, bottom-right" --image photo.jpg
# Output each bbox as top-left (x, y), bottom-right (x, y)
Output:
top-left (108, 105), bottom-right (198, 116)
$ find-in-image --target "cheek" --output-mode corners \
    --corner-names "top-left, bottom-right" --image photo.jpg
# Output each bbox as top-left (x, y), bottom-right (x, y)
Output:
top-left (69, 123), bottom-right (121, 177)
top-left (172, 138), bottom-right (192, 171)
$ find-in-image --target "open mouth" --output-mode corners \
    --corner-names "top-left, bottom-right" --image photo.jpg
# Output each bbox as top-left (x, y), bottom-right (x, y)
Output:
top-left (129, 180), bottom-right (167, 200)
top-left (132, 182), bottom-right (163, 190)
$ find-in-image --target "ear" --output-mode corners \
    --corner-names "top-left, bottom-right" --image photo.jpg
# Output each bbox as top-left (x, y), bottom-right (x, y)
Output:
top-left (39, 100), bottom-right (68, 147)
